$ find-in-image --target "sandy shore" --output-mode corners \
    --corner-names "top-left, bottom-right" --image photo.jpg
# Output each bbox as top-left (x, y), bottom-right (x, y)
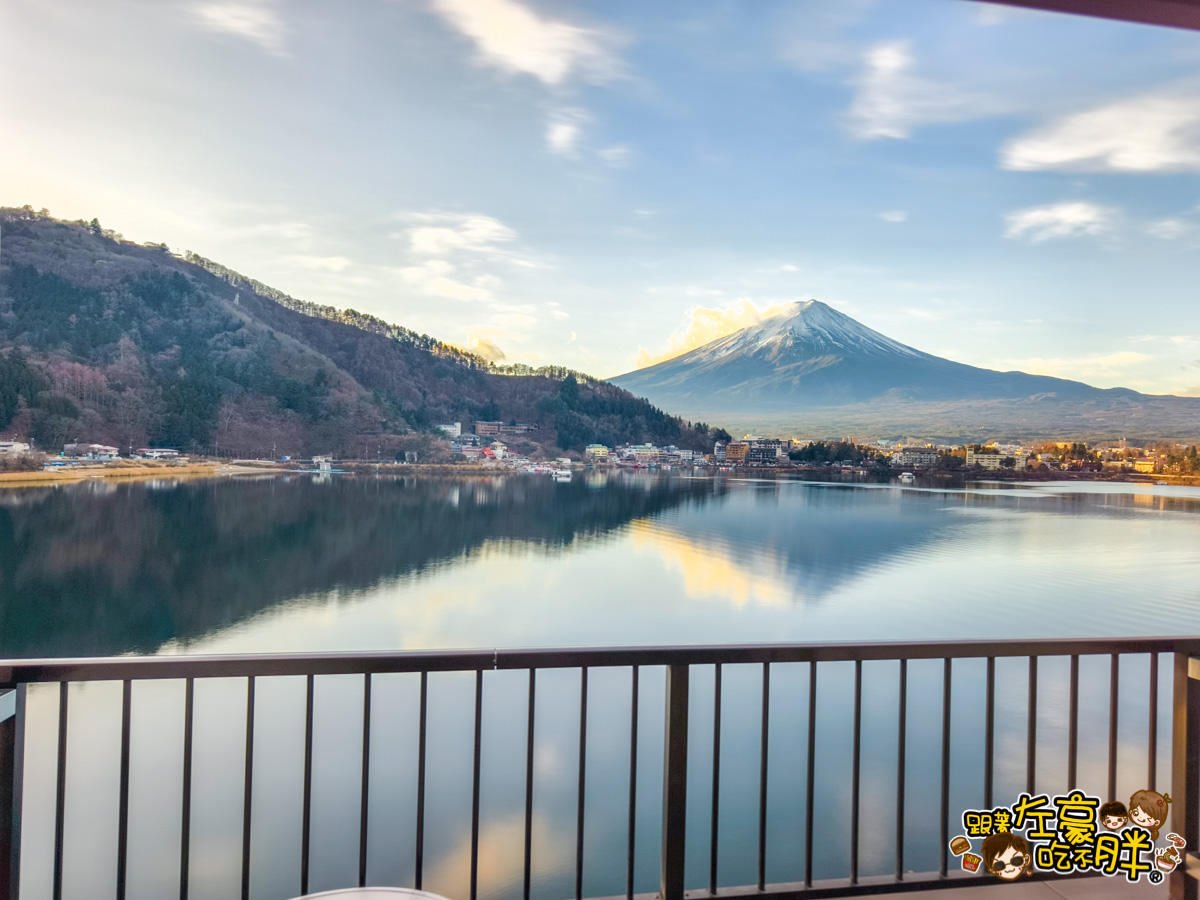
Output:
top-left (0, 461), bottom-right (278, 486)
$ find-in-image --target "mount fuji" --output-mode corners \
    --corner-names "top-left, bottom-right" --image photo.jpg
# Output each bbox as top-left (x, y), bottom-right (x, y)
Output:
top-left (611, 301), bottom-right (1200, 439)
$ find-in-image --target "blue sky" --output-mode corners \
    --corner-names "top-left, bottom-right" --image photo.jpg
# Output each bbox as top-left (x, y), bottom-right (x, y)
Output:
top-left (3, 0), bottom-right (1199, 395)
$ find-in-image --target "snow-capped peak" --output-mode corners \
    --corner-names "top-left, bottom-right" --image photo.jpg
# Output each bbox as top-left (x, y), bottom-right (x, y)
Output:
top-left (695, 300), bottom-right (925, 362)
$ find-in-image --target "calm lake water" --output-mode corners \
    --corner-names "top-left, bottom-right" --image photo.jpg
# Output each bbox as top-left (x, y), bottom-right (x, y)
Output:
top-left (4, 473), bottom-right (1199, 900)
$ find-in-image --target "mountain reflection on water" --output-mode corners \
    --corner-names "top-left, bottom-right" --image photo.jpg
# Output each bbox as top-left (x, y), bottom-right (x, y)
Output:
top-left (2, 474), bottom-right (1200, 659)
top-left (0, 473), bottom-right (717, 657)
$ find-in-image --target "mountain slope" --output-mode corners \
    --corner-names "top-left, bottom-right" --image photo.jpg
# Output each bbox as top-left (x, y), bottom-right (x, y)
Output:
top-left (0, 208), bottom-right (715, 456)
top-left (613, 300), bottom-right (1200, 439)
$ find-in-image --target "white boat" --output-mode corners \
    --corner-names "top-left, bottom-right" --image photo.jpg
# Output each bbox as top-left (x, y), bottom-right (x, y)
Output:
top-left (553, 469), bottom-right (572, 482)
top-left (899, 472), bottom-right (915, 483)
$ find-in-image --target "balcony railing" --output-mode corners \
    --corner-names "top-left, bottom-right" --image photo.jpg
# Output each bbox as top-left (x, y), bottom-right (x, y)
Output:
top-left (1, 637), bottom-right (1198, 900)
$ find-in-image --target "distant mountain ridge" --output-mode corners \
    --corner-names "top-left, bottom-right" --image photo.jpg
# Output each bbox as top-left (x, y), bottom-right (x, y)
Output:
top-left (613, 300), bottom-right (1200, 440)
top-left (0, 208), bottom-right (717, 457)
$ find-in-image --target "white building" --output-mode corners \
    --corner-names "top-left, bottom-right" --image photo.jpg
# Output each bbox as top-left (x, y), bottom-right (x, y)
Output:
top-left (437, 422), bottom-right (462, 437)
top-left (0, 441), bottom-right (31, 455)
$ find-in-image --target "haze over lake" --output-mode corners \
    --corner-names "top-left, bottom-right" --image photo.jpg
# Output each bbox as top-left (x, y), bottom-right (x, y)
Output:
top-left (5, 474), bottom-right (1198, 900)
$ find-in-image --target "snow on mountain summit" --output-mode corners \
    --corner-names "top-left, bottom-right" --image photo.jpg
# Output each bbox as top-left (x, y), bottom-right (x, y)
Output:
top-left (692, 299), bottom-right (925, 364)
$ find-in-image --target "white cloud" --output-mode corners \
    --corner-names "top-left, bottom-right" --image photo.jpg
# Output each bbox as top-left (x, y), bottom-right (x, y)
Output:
top-left (1001, 93), bottom-right (1200, 172)
top-left (545, 107), bottom-right (589, 156)
top-left (1146, 218), bottom-right (1193, 240)
top-left (777, 0), bottom-right (873, 73)
top-left (779, 264), bottom-right (799, 272)
top-left (845, 40), bottom-right (994, 140)
top-left (879, 210), bottom-right (907, 223)
top-left (193, 2), bottom-right (284, 55)
top-left (1004, 201), bottom-right (1116, 242)
top-left (428, 0), bottom-right (625, 86)
top-left (403, 213), bottom-right (517, 256)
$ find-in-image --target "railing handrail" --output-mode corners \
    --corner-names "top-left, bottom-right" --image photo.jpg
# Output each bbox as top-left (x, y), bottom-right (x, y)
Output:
top-left (3, 635), bottom-right (1200, 684)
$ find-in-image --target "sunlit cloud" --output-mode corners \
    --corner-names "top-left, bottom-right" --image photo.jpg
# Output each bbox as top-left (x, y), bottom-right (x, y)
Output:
top-left (635, 298), bottom-right (797, 368)
top-left (879, 209), bottom-right (907, 223)
top-left (193, 1), bottom-right (285, 55)
top-left (1001, 92), bottom-right (1200, 172)
top-left (598, 144), bottom-right (632, 167)
top-left (427, 0), bottom-right (625, 86)
top-left (1004, 201), bottom-right (1116, 242)
top-left (403, 212), bottom-right (517, 256)
top-left (459, 335), bottom-right (507, 362)
top-left (845, 40), bottom-right (996, 140)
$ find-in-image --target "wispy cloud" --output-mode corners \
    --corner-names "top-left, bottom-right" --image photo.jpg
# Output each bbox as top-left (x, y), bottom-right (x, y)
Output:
top-left (635, 298), bottom-right (796, 368)
top-left (845, 40), bottom-right (996, 140)
top-left (289, 255), bottom-right (351, 272)
top-left (1001, 91), bottom-right (1200, 172)
top-left (398, 259), bottom-right (495, 301)
top-left (1004, 201), bottom-right (1116, 242)
top-left (992, 350), bottom-right (1152, 382)
top-left (879, 209), bottom-right (907, 223)
top-left (193, 1), bottom-right (284, 55)
top-left (1146, 218), bottom-right (1193, 240)
top-left (427, 0), bottom-right (625, 86)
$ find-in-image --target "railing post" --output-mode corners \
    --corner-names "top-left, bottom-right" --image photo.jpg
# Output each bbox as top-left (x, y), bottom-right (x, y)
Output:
top-left (661, 665), bottom-right (689, 900)
top-left (1171, 652), bottom-right (1200, 900)
top-left (0, 686), bottom-right (26, 900)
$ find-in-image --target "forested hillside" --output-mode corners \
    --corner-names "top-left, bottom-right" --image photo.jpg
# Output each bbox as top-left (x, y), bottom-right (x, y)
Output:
top-left (0, 208), bottom-right (720, 457)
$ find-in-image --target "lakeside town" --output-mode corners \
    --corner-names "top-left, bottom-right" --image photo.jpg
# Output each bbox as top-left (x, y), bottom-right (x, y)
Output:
top-left (4, 417), bottom-right (1197, 483)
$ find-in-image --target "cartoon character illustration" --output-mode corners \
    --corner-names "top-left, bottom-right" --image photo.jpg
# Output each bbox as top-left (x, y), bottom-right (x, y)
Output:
top-left (1129, 789), bottom-right (1172, 841)
top-left (981, 831), bottom-right (1033, 880)
top-left (1100, 800), bottom-right (1128, 830)
top-left (1167, 832), bottom-right (1186, 849)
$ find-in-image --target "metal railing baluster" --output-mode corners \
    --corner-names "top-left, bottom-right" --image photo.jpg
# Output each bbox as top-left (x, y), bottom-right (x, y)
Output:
top-left (939, 659), bottom-right (950, 879)
top-left (1108, 654), bottom-right (1119, 800)
top-left (1148, 652), bottom-right (1158, 788)
top-left (414, 671), bottom-right (427, 891)
top-left (359, 673), bottom-right (372, 887)
top-left (757, 662), bottom-right (769, 892)
top-left (470, 669), bottom-right (483, 900)
top-left (1067, 655), bottom-right (1079, 790)
top-left (180, 678), bottom-right (194, 900)
top-left (710, 664), bottom-right (721, 895)
top-left (1027, 656), bottom-right (1037, 794)
top-left (626, 666), bottom-right (638, 900)
top-left (895, 659), bottom-right (906, 881)
top-left (52, 683), bottom-right (67, 900)
top-left (300, 674), bottom-right (314, 895)
top-left (804, 662), bottom-right (816, 889)
top-left (660, 665), bottom-right (689, 900)
top-left (116, 679), bottom-right (132, 900)
top-left (241, 676), bottom-right (255, 900)
top-left (525, 669), bottom-right (536, 900)
top-left (576, 667), bottom-right (588, 900)
top-left (850, 660), bottom-right (861, 886)
top-left (984, 657), bottom-right (994, 809)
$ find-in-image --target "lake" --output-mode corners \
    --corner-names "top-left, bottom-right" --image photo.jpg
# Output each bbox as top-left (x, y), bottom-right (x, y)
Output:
top-left (3, 473), bottom-right (1198, 900)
